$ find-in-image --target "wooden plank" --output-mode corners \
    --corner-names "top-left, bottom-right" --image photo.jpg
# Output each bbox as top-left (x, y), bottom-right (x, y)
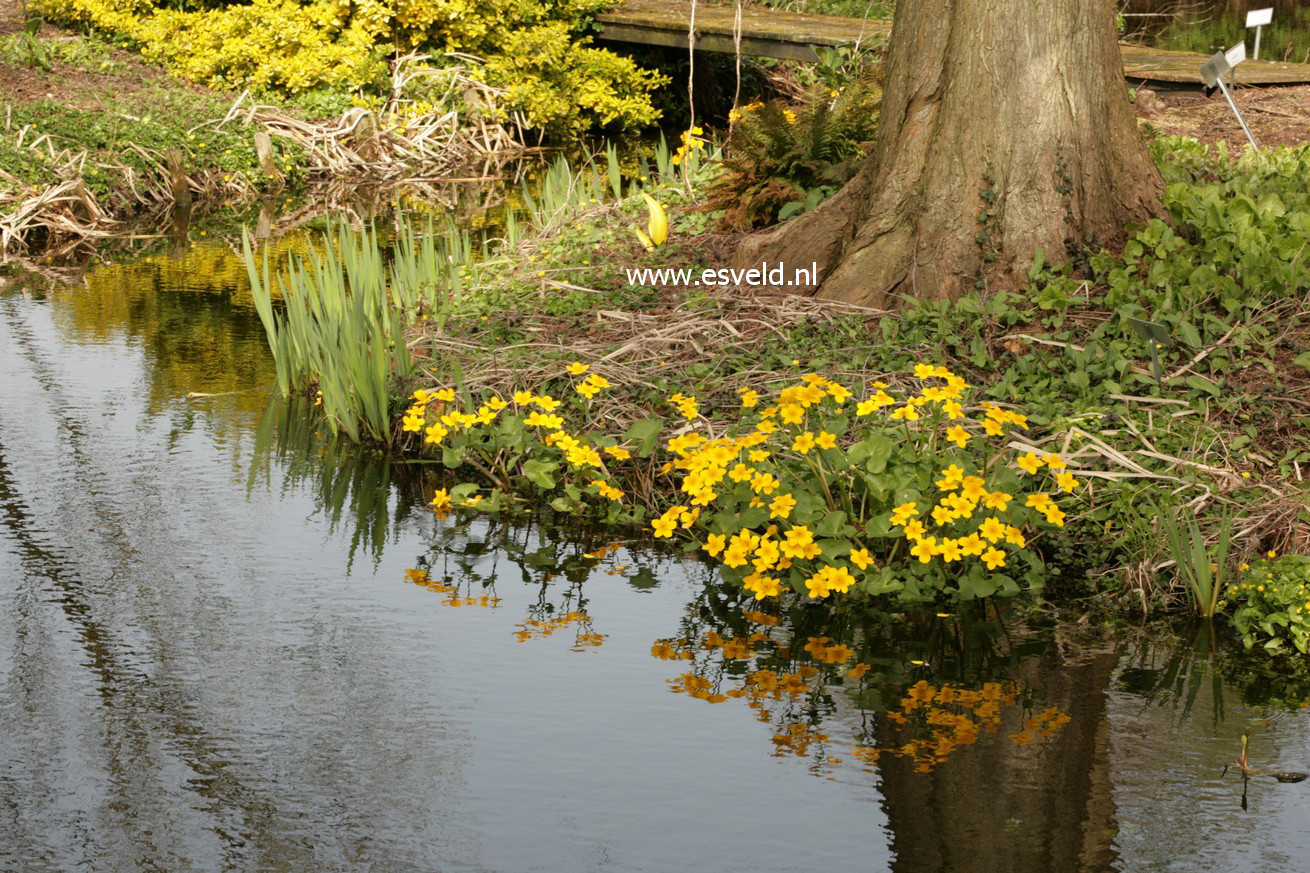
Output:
top-left (596, 0), bottom-right (1310, 87)
top-left (598, 0), bottom-right (888, 47)
top-left (1120, 44), bottom-right (1310, 85)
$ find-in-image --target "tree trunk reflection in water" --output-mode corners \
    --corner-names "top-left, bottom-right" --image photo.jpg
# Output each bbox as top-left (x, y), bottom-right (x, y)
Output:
top-left (879, 645), bottom-right (1121, 873)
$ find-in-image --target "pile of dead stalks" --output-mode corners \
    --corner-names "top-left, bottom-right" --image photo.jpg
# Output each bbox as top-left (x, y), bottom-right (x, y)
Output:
top-left (0, 54), bottom-right (523, 253)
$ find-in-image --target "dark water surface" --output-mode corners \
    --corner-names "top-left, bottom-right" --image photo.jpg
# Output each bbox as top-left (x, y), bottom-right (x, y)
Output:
top-left (1, 236), bottom-right (1309, 872)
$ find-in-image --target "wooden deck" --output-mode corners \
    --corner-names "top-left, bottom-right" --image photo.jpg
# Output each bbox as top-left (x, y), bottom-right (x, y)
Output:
top-left (596, 0), bottom-right (1310, 86)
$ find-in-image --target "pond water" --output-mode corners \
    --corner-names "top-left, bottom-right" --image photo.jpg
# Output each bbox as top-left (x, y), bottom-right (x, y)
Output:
top-left (2, 228), bottom-right (1309, 871)
top-left (1125, 0), bottom-right (1310, 62)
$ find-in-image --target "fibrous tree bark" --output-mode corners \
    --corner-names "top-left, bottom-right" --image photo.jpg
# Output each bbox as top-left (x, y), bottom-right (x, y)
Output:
top-left (733, 0), bottom-right (1163, 307)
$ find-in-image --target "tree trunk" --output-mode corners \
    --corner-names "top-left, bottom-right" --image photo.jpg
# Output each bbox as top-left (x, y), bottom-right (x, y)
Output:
top-left (733, 0), bottom-right (1163, 308)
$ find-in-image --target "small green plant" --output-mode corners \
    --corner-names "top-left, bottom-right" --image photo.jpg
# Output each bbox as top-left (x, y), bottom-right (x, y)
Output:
top-left (1156, 501), bottom-right (1234, 618)
top-left (703, 81), bottom-right (880, 229)
top-left (1229, 554), bottom-right (1310, 654)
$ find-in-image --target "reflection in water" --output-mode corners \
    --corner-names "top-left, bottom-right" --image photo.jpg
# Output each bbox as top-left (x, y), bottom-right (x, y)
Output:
top-left (2, 231), bottom-right (1310, 871)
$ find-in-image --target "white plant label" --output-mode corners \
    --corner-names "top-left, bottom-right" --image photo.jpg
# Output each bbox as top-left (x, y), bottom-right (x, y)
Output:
top-left (1246, 8), bottom-right (1273, 28)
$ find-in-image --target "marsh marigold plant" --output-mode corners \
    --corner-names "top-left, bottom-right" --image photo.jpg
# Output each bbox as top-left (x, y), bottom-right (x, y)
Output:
top-left (398, 363), bottom-right (1079, 603)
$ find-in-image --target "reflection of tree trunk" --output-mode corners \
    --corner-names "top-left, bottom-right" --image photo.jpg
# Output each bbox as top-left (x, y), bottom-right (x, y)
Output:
top-left (877, 644), bottom-right (1120, 873)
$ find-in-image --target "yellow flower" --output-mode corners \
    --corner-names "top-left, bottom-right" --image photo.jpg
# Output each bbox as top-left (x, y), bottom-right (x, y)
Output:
top-left (960, 476), bottom-right (987, 501)
top-left (604, 445), bottom-right (631, 460)
top-left (652, 516), bottom-right (678, 538)
top-left (430, 488), bottom-right (451, 510)
top-left (982, 547), bottom-right (1007, 570)
top-left (903, 519), bottom-right (927, 540)
top-left (982, 419), bottom-right (1004, 437)
top-left (910, 537), bottom-right (938, 563)
top-left (1043, 453), bottom-right (1067, 470)
top-left (890, 502), bottom-right (919, 526)
top-left (728, 463), bottom-right (755, 483)
top-left (1017, 452), bottom-right (1042, 475)
top-left (722, 545), bottom-right (751, 569)
top-left (936, 464), bottom-right (965, 490)
top-left (983, 490), bottom-right (1012, 511)
top-left (769, 493), bottom-right (797, 520)
top-left (781, 526), bottom-right (821, 560)
top-left (525, 412), bottom-right (564, 429)
top-left (1055, 471), bottom-right (1079, 493)
top-left (958, 533), bottom-right (986, 557)
top-left (1025, 493), bottom-right (1053, 511)
top-left (978, 517), bottom-right (1007, 543)
top-left (751, 472), bottom-right (781, 495)
top-left (743, 573), bottom-right (781, 599)
top-left (913, 364), bottom-right (938, 379)
top-left (804, 571), bottom-right (831, 599)
top-left (850, 548), bottom-right (874, 570)
top-left (566, 362), bottom-right (590, 375)
top-left (890, 404), bottom-right (921, 421)
top-left (424, 423), bottom-right (448, 445)
top-left (815, 431), bottom-right (837, 450)
top-left (938, 538), bottom-right (963, 562)
top-left (825, 566), bottom-right (856, 594)
top-left (946, 425), bottom-right (970, 448)
top-left (1004, 526), bottom-right (1027, 548)
top-left (792, 432), bottom-right (817, 454)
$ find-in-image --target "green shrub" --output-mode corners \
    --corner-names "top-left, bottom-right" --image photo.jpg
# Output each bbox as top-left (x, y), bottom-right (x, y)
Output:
top-left (1229, 554), bottom-right (1310, 654)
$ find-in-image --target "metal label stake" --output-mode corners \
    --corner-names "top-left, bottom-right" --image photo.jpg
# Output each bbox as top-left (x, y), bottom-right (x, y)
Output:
top-left (1247, 8), bottom-right (1273, 60)
top-left (1201, 49), bottom-right (1259, 150)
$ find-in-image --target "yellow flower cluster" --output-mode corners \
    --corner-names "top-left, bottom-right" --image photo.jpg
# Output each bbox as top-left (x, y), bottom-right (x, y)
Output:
top-left (651, 366), bottom-right (1075, 600)
top-left (670, 126), bottom-right (706, 167)
top-left (405, 362), bottom-right (1079, 604)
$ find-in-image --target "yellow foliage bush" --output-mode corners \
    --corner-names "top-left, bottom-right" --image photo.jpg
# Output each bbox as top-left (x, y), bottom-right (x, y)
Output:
top-left (34, 0), bottom-right (667, 134)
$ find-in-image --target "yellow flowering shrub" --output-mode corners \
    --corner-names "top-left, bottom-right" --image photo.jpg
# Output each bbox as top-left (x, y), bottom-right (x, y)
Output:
top-left (398, 363), bottom-right (1081, 603)
top-left (33, 0), bottom-right (666, 134)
